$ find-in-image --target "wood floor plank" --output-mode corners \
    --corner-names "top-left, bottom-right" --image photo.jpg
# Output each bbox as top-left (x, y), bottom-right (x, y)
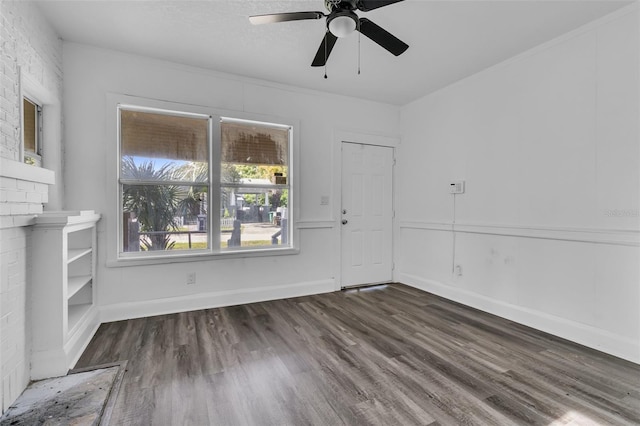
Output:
top-left (76, 284), bottom-right (640, 425)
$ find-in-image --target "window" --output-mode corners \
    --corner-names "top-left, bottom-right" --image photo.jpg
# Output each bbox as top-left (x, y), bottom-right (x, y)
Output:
top-left (119, 107), bottom-right (210, 254)
top-left (220, 118), bottom-right (290, 250)
top-left (23, 97), bottom-right (42, 165)
top-left (117, 104), bottom-right (293, 259)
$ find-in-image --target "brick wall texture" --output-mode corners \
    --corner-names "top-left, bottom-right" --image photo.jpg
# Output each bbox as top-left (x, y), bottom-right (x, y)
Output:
top-left (1, 0), bottom-right (62, 161)
top-left (0, 0), bottom-right (62, 412)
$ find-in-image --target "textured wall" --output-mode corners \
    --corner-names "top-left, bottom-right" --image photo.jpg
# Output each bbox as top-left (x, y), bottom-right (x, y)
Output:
top-left (397, 6), bottom-right (639, 363)
top-left (62, 42), bottom-right (400, 316)
top-left (0, 0), bottom-right (61, 412)
top-left (1, 0), bottom-right (62, 161)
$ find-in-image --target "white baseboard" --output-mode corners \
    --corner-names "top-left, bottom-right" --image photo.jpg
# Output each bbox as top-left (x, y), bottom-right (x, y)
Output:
top-left (32, 280), bottom-right (335, 379)
top-left (65, 307), bottom-right (101, 370)
top-left (399, 273), bottom-right (640, 365)
top-left (31, 348), bottom-right (68, 381)
top-left (30, 306), bottom-right (100, 380)
top-left (100, 279), bottom-right (336, 323)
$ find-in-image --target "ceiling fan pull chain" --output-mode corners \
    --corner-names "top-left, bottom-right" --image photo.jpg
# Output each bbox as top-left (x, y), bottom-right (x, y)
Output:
top-left (358, 20), bottom-right (361, 75)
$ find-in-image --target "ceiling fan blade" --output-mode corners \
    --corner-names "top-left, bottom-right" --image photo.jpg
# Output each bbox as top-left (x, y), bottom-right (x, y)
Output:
top-left (311, 32), bottom-right (338, 67)
top-left (249, 11), bottom-right (324, 25)
top-left (358, 18), bottom-right (408, 56)
top-left (356, 0), bottom-right (404, 12)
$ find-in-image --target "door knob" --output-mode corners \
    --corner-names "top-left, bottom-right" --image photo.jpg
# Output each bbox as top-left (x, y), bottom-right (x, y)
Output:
top-left (342, 209), bottom-right (347, 214)
top-left (342, 219), bottom-right (348, 225)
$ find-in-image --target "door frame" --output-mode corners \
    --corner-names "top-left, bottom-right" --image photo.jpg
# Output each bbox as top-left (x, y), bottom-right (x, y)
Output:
top-left (332, 130), bottom-right (400, 290)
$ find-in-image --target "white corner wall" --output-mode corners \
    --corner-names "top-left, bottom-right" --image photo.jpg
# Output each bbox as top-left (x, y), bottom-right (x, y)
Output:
top-left (61, 42), bottom-right (400, 321)
top-left (396, 5), bottom-right (640, 363)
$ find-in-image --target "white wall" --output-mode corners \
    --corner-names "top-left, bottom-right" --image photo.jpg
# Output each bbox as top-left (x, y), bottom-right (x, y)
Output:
top-left (62, 43), bottom-right (400, 320)
top-left (0, 0), bottom-right (61, 411)
top-left (396, 5), bottom-right (640, 363)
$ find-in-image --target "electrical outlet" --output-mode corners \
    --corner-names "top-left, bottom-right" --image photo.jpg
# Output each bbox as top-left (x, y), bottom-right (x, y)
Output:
top-left (186, 272), bottom-right (196, 285)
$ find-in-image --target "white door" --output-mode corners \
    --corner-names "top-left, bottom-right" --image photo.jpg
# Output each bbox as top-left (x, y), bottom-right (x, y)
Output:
top-left (341, 142), bottom-right (394, 288)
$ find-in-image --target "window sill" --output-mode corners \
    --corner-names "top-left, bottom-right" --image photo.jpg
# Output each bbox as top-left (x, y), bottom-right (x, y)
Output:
top-left (106, 246), bottom-right (300, 268)
top-left (0, 157), bottom-right (55, 184)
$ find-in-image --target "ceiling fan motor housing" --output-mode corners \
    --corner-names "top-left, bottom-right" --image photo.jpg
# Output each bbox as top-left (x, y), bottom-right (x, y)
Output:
top-left (324, 0), bottom-right (358, 13)
top-left (327, 10), bottom-right (359, 37)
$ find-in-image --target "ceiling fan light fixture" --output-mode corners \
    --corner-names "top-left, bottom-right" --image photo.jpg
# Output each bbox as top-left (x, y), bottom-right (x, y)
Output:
top-left (328, 13), bottom-right (357, 38)
top-left (249, 1), bottom-right (409, 68)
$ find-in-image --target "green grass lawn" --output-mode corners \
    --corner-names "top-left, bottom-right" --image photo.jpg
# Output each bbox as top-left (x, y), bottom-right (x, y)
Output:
top-left (172, 240), bottom-right (271, 250)
top-left (177, 227), bottom-right (235, 232)
top-left (172, 242), bottom-right (208, 250)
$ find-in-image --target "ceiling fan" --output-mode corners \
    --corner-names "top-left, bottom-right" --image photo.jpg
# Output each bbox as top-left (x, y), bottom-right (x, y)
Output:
top-left (249, 0), bottom-right (408, 67)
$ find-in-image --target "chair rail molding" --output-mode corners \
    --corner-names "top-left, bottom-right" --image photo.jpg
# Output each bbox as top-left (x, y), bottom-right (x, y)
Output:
top-left (399, 220), bottom-right (639, 247)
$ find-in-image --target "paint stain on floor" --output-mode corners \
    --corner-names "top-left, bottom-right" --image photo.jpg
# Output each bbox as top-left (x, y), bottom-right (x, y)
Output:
top-left (0, 366), bottom-right (120, 425)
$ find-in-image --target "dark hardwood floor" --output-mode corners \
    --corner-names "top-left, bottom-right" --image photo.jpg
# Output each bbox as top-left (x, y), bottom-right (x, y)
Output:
top-left (76, 284), bottom-right (640, 425)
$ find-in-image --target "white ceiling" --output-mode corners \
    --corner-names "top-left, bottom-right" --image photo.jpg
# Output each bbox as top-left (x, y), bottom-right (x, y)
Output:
top-left (36, 0), bottom-right (632, 105)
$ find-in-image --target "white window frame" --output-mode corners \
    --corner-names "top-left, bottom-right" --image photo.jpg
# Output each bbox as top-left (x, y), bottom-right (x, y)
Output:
top-left (22, 96), bottom-right (43, 165)
top-left (107, 94), bottom-right (299, 266)
top-left (117, 104), bottom-right (213, 259)
top-left (18, 67), bottom-right (63, 209)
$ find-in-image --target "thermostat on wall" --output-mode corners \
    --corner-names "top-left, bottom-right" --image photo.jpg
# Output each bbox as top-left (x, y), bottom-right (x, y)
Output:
top-left (450, 181), bottom-right (465, 194)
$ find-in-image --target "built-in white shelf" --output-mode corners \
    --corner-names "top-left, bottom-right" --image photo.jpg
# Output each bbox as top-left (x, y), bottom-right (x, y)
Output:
top-left (68, 248), bottom-right (92, 264)
top-left (68, 303), bottom-right (93, 333)
top-left (68, 275), bottom-right (92, 299)
top-left (31, 210), bottom-right (101, 380)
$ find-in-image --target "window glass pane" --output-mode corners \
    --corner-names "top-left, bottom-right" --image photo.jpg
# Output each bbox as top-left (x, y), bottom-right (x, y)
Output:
top-left (220, 187), bottom-right (289, 249)
top-left (121, 156), bottom-right (209, 183)
top-left (221, 120), bottom-right (289, 182)
top-left (122, 184), bottom-right (208, 252)
top-left (219, 119), bottom-right (291, 251)
top-left (121, 109), bottom-right (209, 182)
top-left (23, 98), bottom-right (37, 153)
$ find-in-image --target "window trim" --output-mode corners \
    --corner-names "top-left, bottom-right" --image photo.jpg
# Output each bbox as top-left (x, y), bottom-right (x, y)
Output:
top-left (117, 104), bottom-right (214, 258)
top-left (219, 115), bottom-right (293, 252)
top-left (106, 93), bottom-right (299, 266)
top-left (18, 67), bottom-right (63, 208)
top-left (21, 95), bottom-right (43, 165)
